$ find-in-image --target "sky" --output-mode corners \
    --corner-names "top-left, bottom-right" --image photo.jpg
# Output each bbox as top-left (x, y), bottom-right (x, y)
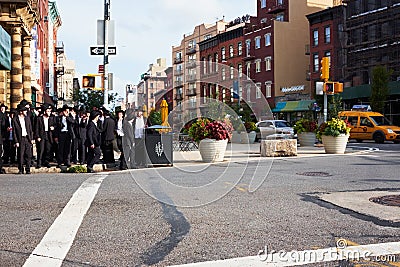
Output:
top-left (55, 0), bottom-right (256, 97)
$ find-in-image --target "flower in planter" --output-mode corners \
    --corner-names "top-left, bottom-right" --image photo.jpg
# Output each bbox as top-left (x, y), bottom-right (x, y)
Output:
top-left (188, 118), bottom-right (233, 142)
top-left (317, 118), bottom-right (351, 140)
top-left (293, 118), bottom-right (317, 134)
top-left (244, 121), bottom-right (258, 133)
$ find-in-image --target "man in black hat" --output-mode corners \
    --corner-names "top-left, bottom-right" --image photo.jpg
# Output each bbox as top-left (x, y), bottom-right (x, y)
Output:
top-left (3, 108), bottom-right (17, 165)
top-left (54, 105), bottom-right (76, 168)
top-left (100, 108), bottom-right (116, 164)
top-left (86, 110), bottom-right (102, 173)
top-left (35, 104), bottom-right (56, 168)
top-left (12, 104), bottom-right (34, 174)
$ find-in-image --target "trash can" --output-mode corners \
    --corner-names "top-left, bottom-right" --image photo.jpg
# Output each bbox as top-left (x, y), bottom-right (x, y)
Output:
top-left (145, 126), bottom-right (173, 166)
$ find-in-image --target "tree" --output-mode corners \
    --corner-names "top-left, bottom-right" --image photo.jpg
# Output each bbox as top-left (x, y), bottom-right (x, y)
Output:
top-left (73, 89), bottom-right (117, 111)
top-left (370, 66), bottom-right (392, 113)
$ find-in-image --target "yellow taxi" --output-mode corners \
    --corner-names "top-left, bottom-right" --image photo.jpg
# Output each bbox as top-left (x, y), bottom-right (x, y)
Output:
top-left (339, 110), bottom-right (400, 143)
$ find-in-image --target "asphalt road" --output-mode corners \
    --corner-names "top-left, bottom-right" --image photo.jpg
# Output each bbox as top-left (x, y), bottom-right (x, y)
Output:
top-left (1, 142), bottom-right (400, 267)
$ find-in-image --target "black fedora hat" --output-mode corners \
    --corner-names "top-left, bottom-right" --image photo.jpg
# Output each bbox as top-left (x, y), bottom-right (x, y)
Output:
top-left (61, 104), bottom-right (70, 111)
top-left (17, 104), bottom-right (27, 112)
top-left (0, 103), bottom-right (8, 110)
top-left (20, 99), bottom-right (31, 107)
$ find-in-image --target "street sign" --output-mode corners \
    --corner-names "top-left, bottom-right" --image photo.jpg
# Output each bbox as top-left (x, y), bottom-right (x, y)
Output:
top-left (90, 46), bottom-right (117, 55)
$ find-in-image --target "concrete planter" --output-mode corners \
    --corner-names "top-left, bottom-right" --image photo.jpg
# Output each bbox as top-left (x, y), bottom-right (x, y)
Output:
top-left (199, 139), bottom-right (228, 162)
top-left (321, 134), bottom-right (349, 154)
top-left (231, 131), bottom-right (241, 143)
top-left (298, 132), bottom-right (316, 146)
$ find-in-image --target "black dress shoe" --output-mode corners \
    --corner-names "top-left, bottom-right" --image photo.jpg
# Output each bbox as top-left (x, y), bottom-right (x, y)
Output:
top-left (36, 165), bottom-right (41, 169)
top-left (18, 170), bottom-right (23, 174)
top-left (0, 169), bottom-right (6, 174)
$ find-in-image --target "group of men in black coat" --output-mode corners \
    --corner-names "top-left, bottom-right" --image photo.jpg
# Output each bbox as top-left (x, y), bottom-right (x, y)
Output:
top-left (0, 100), bottom-right (127, 174)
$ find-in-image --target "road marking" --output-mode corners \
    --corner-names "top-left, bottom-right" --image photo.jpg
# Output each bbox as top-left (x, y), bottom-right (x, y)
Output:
top-left (23, 174), bottom-right (108, 267)
top-left (224, 182), bottom-right (248, 192)
top-left (170, 240), bottom-right (400, 267)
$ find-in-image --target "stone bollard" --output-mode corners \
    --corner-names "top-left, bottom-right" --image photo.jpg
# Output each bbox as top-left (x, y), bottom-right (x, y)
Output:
top-left (260, 139), bottom-right (297, 157)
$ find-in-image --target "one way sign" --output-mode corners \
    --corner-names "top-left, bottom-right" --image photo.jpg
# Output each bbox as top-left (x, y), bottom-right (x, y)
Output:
top-left (90, 46), bottom-right (117, 55)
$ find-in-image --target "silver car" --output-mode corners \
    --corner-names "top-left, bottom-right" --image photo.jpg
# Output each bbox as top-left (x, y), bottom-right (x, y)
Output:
top-left (256, 120), bottom-right (295, 140)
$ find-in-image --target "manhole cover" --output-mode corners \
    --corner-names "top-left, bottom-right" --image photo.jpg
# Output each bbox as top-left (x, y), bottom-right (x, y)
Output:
top-left (369, 195), bottom-right (400, 207)
top-left (297, 172), bottom-right (332, 177)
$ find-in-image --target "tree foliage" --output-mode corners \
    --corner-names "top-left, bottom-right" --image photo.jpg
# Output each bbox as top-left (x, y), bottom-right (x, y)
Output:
top-left (370, 66), bottom-right (392, 113)
top-left (73, 89), bottom-right (117, 111)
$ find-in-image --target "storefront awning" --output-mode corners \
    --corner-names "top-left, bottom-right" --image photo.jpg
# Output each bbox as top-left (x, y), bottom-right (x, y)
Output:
top-left (294, 100), bottom-right (315, 111)
top-left (0, 26), bottom-right (11, 70)
top-left (280, 101), bottom-right (299, 112)
top-left (340, 81), bottom-right (400, 100)
top-left (271, 101), bottom-right (286, 112)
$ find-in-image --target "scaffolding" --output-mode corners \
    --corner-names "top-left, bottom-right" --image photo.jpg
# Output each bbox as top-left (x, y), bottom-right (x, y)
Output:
top-left (345, 0), bottom-right (400, 85)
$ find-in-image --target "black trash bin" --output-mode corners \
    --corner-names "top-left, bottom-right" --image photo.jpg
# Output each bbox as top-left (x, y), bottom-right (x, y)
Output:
top-left (144, 126), bottom-right (173, 166)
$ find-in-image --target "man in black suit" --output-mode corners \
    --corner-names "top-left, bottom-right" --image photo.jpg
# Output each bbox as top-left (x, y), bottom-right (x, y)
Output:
top-left (13, 104), bottom-right (34, 174)
top-left (100, 109), bottom-right (116, 164)
top-left (54, 105), bottom-right (76, 168)
top-left (77, 110), bottom-right (89, 164)
top-left (35, 104), bottom-right (56, 168)
top-left (86, 110), bottom-right (102, 173)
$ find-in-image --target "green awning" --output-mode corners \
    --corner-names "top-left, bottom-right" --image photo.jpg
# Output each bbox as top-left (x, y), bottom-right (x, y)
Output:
top-left (281, 101), bottom-right (299, 112)
top-left (271, 101), bottom-right (286, 112)
top-left (340, 81), bottom-right (400, 100)
top-left (294, 100), bottom-right (315, 111)
top-left (0, 25), bottom-right (11, 70)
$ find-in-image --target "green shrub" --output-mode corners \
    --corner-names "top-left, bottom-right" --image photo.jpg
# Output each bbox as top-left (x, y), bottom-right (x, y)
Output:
top-left (66, 165), bottom-right (87, 173)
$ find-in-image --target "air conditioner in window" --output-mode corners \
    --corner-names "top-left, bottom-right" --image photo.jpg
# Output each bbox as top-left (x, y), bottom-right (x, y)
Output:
top-left (45, 82), bottom-right (50, 88)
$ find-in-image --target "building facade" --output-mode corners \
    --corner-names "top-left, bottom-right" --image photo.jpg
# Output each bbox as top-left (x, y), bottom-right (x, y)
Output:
top-left (0, 0), bottom-right (39, 108)
top-left (172, 20), bottom-right (228, 126)
top-left (244, 0), bottom-right (333, 121)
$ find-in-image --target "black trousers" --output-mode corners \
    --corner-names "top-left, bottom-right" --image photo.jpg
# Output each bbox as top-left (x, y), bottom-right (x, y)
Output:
top-left (101, 140), bottom-right (115, 163)
top-left (87, 146), bottom-right (101, 169)
top-left (0, 143), bottom-right (3, 171)
top-left (17, 137), bottom-right (32, 171)
top-left (78, 138), bottom-right (87, 164)
top-left (70, 137), bottom-right (79, 163)
top-left (117, 136), bottom-right (127, 169)
top-left (135, 138), bottom-right (146, 166)
top-left (3, 139), bottom-right (16, 164)
top-left (57, 132), bottom-right (72, 166)
top-left (37, 132), bottom-right (52, 166)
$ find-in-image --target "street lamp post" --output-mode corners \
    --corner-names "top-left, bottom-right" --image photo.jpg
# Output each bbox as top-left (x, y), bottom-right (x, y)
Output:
top-left (103, 0), bottom-right (110, 109)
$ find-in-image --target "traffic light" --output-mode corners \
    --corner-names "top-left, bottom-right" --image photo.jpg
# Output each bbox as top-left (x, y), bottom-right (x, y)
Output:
top-left (334, 82), bottom-right (343, 93)
top-left (82, 75), bottom-right (95, 88)
top-left (320, 57), bottom-right (330, 81)
top-left (324, 82), bottom-right (334, 94)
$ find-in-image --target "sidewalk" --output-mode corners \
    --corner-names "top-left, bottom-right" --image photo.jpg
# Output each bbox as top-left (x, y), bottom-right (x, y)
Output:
top-left (2, 143), bottom-right (362, 174)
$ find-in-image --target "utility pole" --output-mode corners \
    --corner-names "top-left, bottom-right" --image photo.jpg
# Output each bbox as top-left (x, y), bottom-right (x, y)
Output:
top-left (103, 0), bottom-right (110, 108)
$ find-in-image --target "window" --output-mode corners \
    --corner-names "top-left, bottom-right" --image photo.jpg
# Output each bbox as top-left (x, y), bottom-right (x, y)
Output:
top-left (214, 53), bottom-right (219, 72)
top-left (255, 59), bottom-right (261, 73)
top-left (325, 26), bottom-right (331, 44)
top-left (277, 0), bottom-right (283, 5)
top-left (265, 33), bottom-right (271, 46)
top-left (221, 67), bottom-right (226, 81)
top-left (265, 56), bottom-right (272, 71)
top-left (230, 66), bottom-right (234, 79)
top-left (265, 82), bottom-right (272, 98)
top-left (246, 85), bottom-right (251, 101)
top-left (204, 34), bottom-right (212, 40)
top-left (256, 83), bottom-right (262, 99)
top-left (208, 55), bottom-right (213, 73)
top-left (238, 42), bottom-right (242, 56)
top-left (255, 36), bottom-right (261, 49)
top-left (276, 13), bottom-right (284, 21)
top-left (229, 45), bottom-right (234, 58)
top-left (313, 29), bottom-right (319, 46)
top-left (221, 47), bottom-right (226, 60)
top-left (246, 40), bottom-right (251, 57)
top-left (238, 63), bottom-right (242, 78)
top-left (246, 62), bottom-right (251, 79)
top-left (261, 0), bottom-right (267, 8)
top-left (202, 57), bottom-right (206, 74)
top-left (313, 53), bottom-right (319, 72)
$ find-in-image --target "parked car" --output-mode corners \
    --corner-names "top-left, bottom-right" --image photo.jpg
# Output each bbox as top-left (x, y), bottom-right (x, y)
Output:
top-left (339, 110), bottom-right (400, 143)
top-left (255, 120), bottom-right (295, 141)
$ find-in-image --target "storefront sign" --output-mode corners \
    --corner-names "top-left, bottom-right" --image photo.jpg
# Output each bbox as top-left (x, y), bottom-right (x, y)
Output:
top-left (281, 85), bottom-right (305, 93)
top-left (0, 26), bottom-right (11, 70)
